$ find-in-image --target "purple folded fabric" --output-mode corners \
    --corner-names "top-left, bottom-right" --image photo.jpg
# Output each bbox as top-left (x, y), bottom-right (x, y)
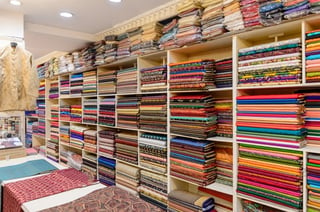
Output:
top-left (283, 3), bottom-right (309, 15)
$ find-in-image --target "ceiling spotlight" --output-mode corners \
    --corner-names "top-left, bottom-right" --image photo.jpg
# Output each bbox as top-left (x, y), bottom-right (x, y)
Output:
top-left (109, 0), bottom-right (122, 2)
top-left (10, 0), bottom-right (22, 6)
top-left (60, 12), bottom-right (73, 18)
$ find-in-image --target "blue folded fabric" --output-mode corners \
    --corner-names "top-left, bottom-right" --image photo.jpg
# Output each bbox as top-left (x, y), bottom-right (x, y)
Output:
top-left (171, 137), bottom-right (212, 148)
top-left (171, 152), bottom-right (206, 164)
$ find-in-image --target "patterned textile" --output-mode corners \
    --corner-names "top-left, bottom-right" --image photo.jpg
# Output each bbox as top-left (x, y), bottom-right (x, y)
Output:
top-left (238, 38), bottom-right (302, 87)
top-left (258, 1), bottom-right (283, 26)
top-left (49, 79), bottom-right (59, 99)
top-left (83, 98), bottom-right (97, 124)
top-left (216, 99), bottom-right (233, 137)
top-left (237, 144), bottom-right (303, 210)
top-left (117, 96), bottom-right (139, 129)
top-left (306, 29), bottom-right (320, 83)
top-left (140, 65), bottom-right (167, 92)
top-left (82, 70), bottom-right (97, 95)
top-left (98, 156), bottom-right (116, 186)
top-left (99, 97), bottom-right (116, 126)
top-left (223, 0), bottom-right (245, 31)
top-left (70, 73), bottom-right (83, 95)
top-left (98, 69), bottom-right (116, 94)
top-left (47, 121), bottom-right (59, 162)
top-left (115, 131), bottom-right (138, 164)
top-left (40, 186), bottom-right (164, 212)
top-left (159, 18), bottom-right (179, 50)
top-left (117, 67), bottom-right (137, 94)
top-left (240, 0), bottom-right (262, 28)
top-left (283, 0), bottom-right (309, 20)
top-left (307, 153), bottom-right (320, 211)
top-left (59, 78), bottom-right (70, 97)
top-left (305, 93), bottom-right (320, 147)
top-left (104, 35), bottom-right (118, 63)
top-left (70, 125), bottom-right (89, 149)
top-left (215, 58), bottom-right (232, 88)
top-left (3, 168), bottom-right (93, 212)
top-left (70, 105), bottom-right (82, 122)
top-left (98, 129), bottom-right (116, 158)
top-left (215, 142), bottom-right (233, 186)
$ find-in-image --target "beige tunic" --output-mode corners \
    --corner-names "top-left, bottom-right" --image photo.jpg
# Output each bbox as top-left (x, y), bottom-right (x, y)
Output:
top-left (0, 45), bottom-right (39, 111)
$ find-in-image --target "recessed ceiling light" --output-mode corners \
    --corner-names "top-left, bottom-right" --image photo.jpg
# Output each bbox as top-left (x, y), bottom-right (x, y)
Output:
top-left (109, 0), bottom-right (121, 2)
top-left (60, 12), bottom-right (73, 18)
top-left (10, 0), bottom-right (22, 6)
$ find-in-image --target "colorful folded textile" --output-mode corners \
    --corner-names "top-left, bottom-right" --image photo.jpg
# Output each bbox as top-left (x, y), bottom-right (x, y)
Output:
top-left (240, 0), bottom-right (262, 28)
top-left (82, 70), bottom-right (97, 95)
top-left (117, 96), bottom-right (139, 129)
top-left (170, 59), bottom-right (216, 91)
top-left (238, 38), bottom-right (302, 86)
top-left (116, 32), bottom-right (131, 59)
top-left (140, 95), bottom-right (167, 132)
top-left (99, 96), bottom-right (115, 126)
top-left (83, 98), bottom-right (97, 124)
top-left (310, 0), bottom-right (320, 13)
top-left (47, 121), bottom-right (59, 162)
top-left (306, 29), bottom-right (320, 83)
top-left (93, 40), bottom-right (106, 66)
top-left (98, 156), bottom-right (116, 186)
top-left (170, 94), bottom-right (217, 139)
top-left (59, 54), bottom-right (74, 73)
top-left (236, 93), bottom-right (306, 148)
top-left (237, 143), bottom-right (303, 210)
top-left (115, 131), bottom-right (138, 165)
top-left (216, 99), bottom-right (233, 137)
top-left (223, 0), bottom-right (245, 31)
top-left (116, 162), bottom-right (140, 194)
top-left (304, 93), bottom-right (320, 146)
top-left (49, 78), bottom-right (59, 99)
top-left (84, 130), bottom-right (97, 153)
top-left (104, 35), bottom-right (118, 63)
top-left (159, 17), bottom-right (179, 50)
top-left (59, 78), bottom-right (70, 97)
top-left (215, 142), bottom-right (233, 186)
top-left (168, 189), bottom-right (215, 212)
top-left (50, 104), bottom-right (59, 120)
top-left (70, 105), bottom-right (82, 123)
top-left (60, 124), bottom-right (70, 144)
top-left (70, 125), bottom-right (89, 149)
top-left (283, 0), bottom-right (309, 20)
top-left (37, 99), bottom-right (46, 118)
top-left (307, 153), bottom-right (320, 211)
top-left (70, 73), bottom-right (83, 96)
top-left (198, 187), bottom-right (233, 211)
top-left (60, 105), bottom-right (71, 121)
top-left (259, 1), bottom-right (283, 26)
top-left (215, 58), bottom-right (232, 88)
top-left (98, 128), bottom-right (116, 158)
top-left (3, 168), bottom-right (94, 212)
top-left (139, 133), bottom-right (167, 173)
top-left (98, 69), bottom-right (116, 94)
top-left (140, 65), bottom-right (167, 92)
top-left (170, 137), bottom-right (216, 186)
top-left (117, 67), bottom-right (138, 94)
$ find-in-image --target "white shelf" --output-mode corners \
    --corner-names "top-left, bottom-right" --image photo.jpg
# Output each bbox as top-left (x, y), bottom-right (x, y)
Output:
top-left (205, 182), bottom-right (233, 195)
top-left (303, 145), bottom-right (320, 154)
top-left (207, 136), bottom-right (233, 143)
top-left (237, 194), bottom-right (301, 212)
top-left (237, 83), bottom-right (303, 90)
top-left (139, 128), bottom-right (167, 135)
top-left (208, 87), bottom-right (233, 92)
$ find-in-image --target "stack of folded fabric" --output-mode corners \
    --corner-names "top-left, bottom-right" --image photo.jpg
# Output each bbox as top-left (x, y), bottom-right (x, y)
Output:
top-left (307, 153), bottom-right (320, 211)
top-left (36, 63), bottom-right (47, 78)
top-left (117, 67), bottom-right (138, 93)
top-left (306, 29), bottom-right (320, 83)
top-left (60, 105), bottom-right (71, 121)
top-left (139, 133), bottom-right (167, 173)
top-left (140, 65), bottom-right (167, 92)
top-left (117, 96), bottom-right (139, 129)
top-left (236, 93), bottom-right (306, 149)
top-left (237, 143), bottom-right (303, 210)
top-left (170, 137), bottom-right (216, 186)
top-left (241, 199), bottom-right (282, 212)
top-left (98, 129), bottom-right (116, 158)
top-left (94, 40), bottom-right (106, 66)
top-left (46, 121), bottom-right (59, 162)
top-left (38, 119), bottom-right (45, 137)
top-left (104, 35), bottom-right (118, 63)
top-left (70, 105), bottom-right (82, 123)
top-left (215, 99), bottom-right (233, 138)
top-left (140, 95), bottom-right (167, 132)
top-left (258, 0), bottom-right (283, 26)
top-left (58, 54), bottom-right (74, 74)
top-left (170, 94), bottom-right (217, 139)
top-left (310, 0), bottom-right (320, 13)
top-left (215, 142), bottom-right (233, 186)
top-left (139, 170), bottom-right (168, 210)
top-left (37, 99), bottom-right (46, 118)
top-left (116, 162), bottom-right (140, 195)
top-left (82, 70), bottom-right (97, 95)
top-left (99, 97), bottom-right (116, 126)
top-left (82, 156), bottom-right (97, 180)
top-left (72, 51), bottom-right (86, 71)
top-left (115, 131), bottom-right (138, 164)
top-left (159, 18), bottom-right (179, 50)
top-left (201, 0), bottom-right (225, 41)
top-left (223, 0), bottom-right (244, 32)
top-left (46, 57), bottom-right (59, 78)
top-left (127, 27), bottom-right (143, 56)
top-left (98, 156), bottom-right (116, 186)
top-left (38, 80), bottom-right (46, 99)
top-left (26, 119), bottom-right (37, 147)
top-left (168, 190), bottom-right (215, 212)
top-left (116, 32), bottom-right (131, 60)
top-left (49, 79), bottom-right (59, 99)
top-left (59, 150), bottom-right (82, 169)
top-left (84, 130), bottom-right (97, 154)
top-left (98, 69), bottom-right (117, 94)
top-left (305, 93), bottom-right (320, 146)
top-left (70, 73), bottom-right (83, 95)
top-left (240, 0), bottom-right (261, 28)
top-left (170, 59), bottom-right (216, 91)
top-left (175, 0), bottom-right (202, 47)
top-left (238, 38), bottom-right (302, 86)
top-left (59, 78), bottom-right (70, 97)
top-left (81, 45), bottom-right (96, 69)
top-left (140, 22), bottom-right (163, 54)
top-left (283, 0), bottom-right (309, 20)
top-left (83, 98), bottom-right (97, 124)
top-left (215, 58), bottom-right (232, 88)
top-left (50, 104), bottom-right (59, 120)
top-left (60, 124), bottom-right (70, 145)
top-left (70, 125), bottom-right (89, 149)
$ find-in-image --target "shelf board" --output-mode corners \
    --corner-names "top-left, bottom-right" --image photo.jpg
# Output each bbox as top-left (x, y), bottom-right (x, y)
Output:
top-left (83, 156), bottom-right (97, 163)
top-left (303, 145), bottom-right (320, 154)
top-left (116, 126), bottom-right (139, 131)
top-left (139, 128), bottom-right (167, 135)
top-left (205, 182), bottom-right (233, 195)
top-left (83, 149), bottom-right (98, 155)
top-left (170, 90), bottom-right (210, 93)
top-left (141, 91), bottom-right (168, 95)
top-left (117, 92), bottom-right (140, 96)
top-left (60, 142), bottom-right (83, 151)
top-left (237, 140), bottom-right (305, 151)
top-left (60, 95), bottom-right (82, 99)
top-left (237, 194), bottom-right (301, 212)
top-left (46, 118), bottom-right (59, 122)
top-left (237, 83), bottom-right (303, 90)
top-left (208, 87), bottom-right (233, 92)
top-left (99, 56), bottom-right (137, 68)
top-left (97, 94), bottom-right (116, 97)
top-left (139, 50), bottom-right (167, 60)
top-left (207, 136), bottom-right (233, 143)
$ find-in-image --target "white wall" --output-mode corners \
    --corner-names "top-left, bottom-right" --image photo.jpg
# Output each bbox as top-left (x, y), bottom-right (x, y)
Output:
top-left (0, 10), bottom-right (24, 47)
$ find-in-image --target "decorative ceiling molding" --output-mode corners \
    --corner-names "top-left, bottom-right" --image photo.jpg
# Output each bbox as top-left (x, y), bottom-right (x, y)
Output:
top-left (25, 22), bottom-right (96, 42)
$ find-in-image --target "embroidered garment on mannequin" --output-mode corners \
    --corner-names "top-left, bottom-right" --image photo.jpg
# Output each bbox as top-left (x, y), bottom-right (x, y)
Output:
top-left (0, 44), bottom-right (39, 111)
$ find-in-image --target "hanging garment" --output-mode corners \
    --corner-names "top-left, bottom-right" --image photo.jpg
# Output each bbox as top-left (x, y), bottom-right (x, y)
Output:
top-left (0, 45), bottom-right (39, 111)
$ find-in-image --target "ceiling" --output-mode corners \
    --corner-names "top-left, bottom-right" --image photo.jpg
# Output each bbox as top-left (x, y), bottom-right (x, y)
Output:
top-left (0, 0), bottom-right (172, 59)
